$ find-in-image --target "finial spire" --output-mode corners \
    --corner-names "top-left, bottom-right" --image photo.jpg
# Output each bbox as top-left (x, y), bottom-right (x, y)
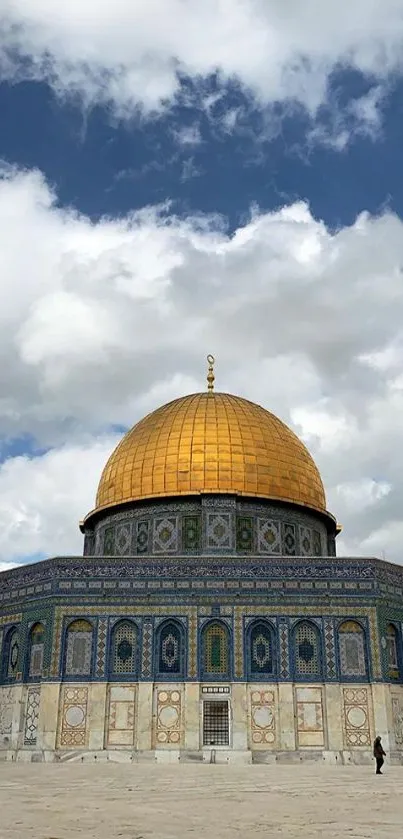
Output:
top-left (207, 354), bottom-right (215, 392)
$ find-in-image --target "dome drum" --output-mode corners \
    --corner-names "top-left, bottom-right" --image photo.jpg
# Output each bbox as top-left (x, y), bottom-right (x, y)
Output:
top-left (82, 494), bottom-right (336, 559)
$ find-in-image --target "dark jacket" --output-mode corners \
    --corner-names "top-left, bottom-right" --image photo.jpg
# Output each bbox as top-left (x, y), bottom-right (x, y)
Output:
top-left (373, 738), bottom-right (386, 758)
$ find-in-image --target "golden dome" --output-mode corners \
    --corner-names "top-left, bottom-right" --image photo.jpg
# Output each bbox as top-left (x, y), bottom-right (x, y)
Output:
top-left (93, 392), bottom-right (326, 515)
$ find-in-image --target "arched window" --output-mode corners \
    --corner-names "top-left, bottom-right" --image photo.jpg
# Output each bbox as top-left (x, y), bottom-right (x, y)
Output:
top-left (110, 620), bottom-right (138, 677)
top-left (248, 621), bottom-right (275, 678)
top-left (202, 622), bottom-right (230, 678)
top-left (3, 627), bottom-right (19, 681)
top-left (157, 620), bottom-right (184, 677)
top-left (293, 621), bottom-right (321, 678)
top-left (386, 624), bottom-right (399, 678)
top-left (64, 619), bottom-right (93, 678)
top-left (338, 620), bottom-right (367, 678)
top-left (28, 623), bottom-right (45, 680)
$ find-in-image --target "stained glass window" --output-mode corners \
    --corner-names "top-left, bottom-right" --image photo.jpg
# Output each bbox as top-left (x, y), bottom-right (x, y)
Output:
top-left (111, 621), bottom-right (137, 675)
top-left (28, 623), bottom-right (45, 679)
top-left (250, 621), bottom-right (274, 676)
top-left (158, 621), bottom-right (182, 675)
top-left (339, 620), bottom-right (367, 677)
top-left (65, 619), bottom-right (93, 677)
top-left (294, 622), bottom-right (321, 676)
top-left (387, 623), bottom-right (399, 677)
top-left (203, 622), bottom-right (229, 677)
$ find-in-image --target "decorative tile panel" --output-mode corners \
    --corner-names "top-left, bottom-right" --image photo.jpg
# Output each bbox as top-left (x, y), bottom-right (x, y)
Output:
top-left (106, 684), bottom-right (136, 747)
top-left (153, 517), bottom-right (178, 553)
top-left (313, 530), bottom-right (322, 556)
top-left (24, 686), bottom-right (40, 746)
top-left (295, 686), bottom-right (325, 747)
top-left (342, 687), bottom-right (371, 747)
top-left (135, 521), bottom-right (149, 555)
top-left (257, 519), bottom-right (280, 554)
top-left (207, 513), bottom-right (232, 549)
top-left (0, 687), bottom-right (14, 742)
top-left (115, 524), bottom-right (130, 556)
top-left (104, 527), bottom-right (115, 556)
top-left (58, 685), bottom-right (89, 748)
top-left (154, 688), bottom-right (183, 747)
top-left (282, 523), bottom-right (296, 556)
top-left (323, 618), bottom-right (336, 680)
top-left (299, 526), bottom-right (312, 557)
top-left (236, 517), bottom-right (253, 552)
top-left (182, 516), bottom-right (201, 551)
top-left (249, 688), bottom-right (276, 748)
top-left (391, 693), bottom-right (403, 748)
top-left (96, 617), bottom-right (108, 678)
top-left (141, 620), bottom-right (153, 679)
top-left (279, 620), bottom-right (290, 679)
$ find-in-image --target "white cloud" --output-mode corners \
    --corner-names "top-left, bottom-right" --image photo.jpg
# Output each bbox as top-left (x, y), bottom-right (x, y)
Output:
top-left (0, 167), bottom-right (403, 564)
top-left (0, 0), bottom-right (403, 135)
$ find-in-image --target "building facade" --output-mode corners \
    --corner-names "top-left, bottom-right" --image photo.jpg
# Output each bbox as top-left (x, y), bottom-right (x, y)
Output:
top-left (1, 383), bottom-right (403, 763)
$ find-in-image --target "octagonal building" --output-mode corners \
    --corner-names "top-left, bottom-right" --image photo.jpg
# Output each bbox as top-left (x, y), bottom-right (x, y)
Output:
top-left (1, 365), bottom-right (403, 763)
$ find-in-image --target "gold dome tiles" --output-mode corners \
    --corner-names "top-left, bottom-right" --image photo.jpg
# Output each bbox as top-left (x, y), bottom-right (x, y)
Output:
top-left (93, 392), bottom-right (326, 515)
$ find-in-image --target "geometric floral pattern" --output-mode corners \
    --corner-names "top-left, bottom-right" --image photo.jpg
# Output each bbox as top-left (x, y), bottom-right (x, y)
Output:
top-left (279, 621), bottom-right (290, 679)
top-left (392, 694), bottom-right (403, 748)
top-left (207, 514), bottom-right (232, 549)
top-left (104, 527), bottom-right (115, 556)
top-left (323, 618), bottom-right (336, 680)
top-left (294, 622), bottom-right (321, 677)
top-left (257, 520), bottom-right (280, 554)
top-left (282, 523), bottom-right (296, 556)
top-left (58, 686), bottom-right (89, 748)
top-left (158, 621), bottom-right (182, 675)
top-left (96, 618), bottom-right (108, 678)
top-left (250, 622), bottom-right (273, 676)
top-left (342, 687), bottom-right (371, 747)
top-left (24, 686), bottom-right (40, 746)
top-left (339, 622), bottom-right (366, 677)
top-left (203, 622), bottom-right (229, 676)
top-left (115, 525), bottom-right (130, 556)
top-left (65, 621), bottom-right (93, 677)
top-left (141, 621), bottom-right (153, 679)
top-left (250, 689), bottom-right (276, 747)
top-left (111, 621), bottom-right (137, 675)
top-left (153, 518), bottom-right (178, 553)
top-left (313, 530), bottom-right (322, 556)
top-left (154, 689), bottom-right (182, 747)
top-left (135, 521), bottom-right (149, 554)
top-left (236, 517), bottom-right (253, 552)
top-left (28, 623), bottom-right (45, 679)
top-left (106, 684), bottom-right (136, 748)
top-left (296, 686), bottom-right (325, 748)
top-left (6, 629), bottom-right (19, 680)
top-left (299, 527), bottom-right (312, 557)
top-left (182, 516), bottom-right (201, 551)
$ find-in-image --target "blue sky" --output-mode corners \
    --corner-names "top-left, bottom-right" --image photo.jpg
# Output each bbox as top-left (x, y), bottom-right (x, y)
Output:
top-left (1, 1), bottom-right (403, 567)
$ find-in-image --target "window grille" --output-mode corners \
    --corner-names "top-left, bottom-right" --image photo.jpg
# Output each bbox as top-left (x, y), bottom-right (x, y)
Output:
top-left (387, 624), bottom-right (399, 675)
top-left (339, 621), bottom-right (366, 677)
top-left (203, 701), bottom-right (229, 746)
top-left (250, 622), bottom-right (273, 675)
top-left (203, 623), bottom-right (229, 676)
top-left (65, 620), bottom-right (92, 676)
top-left (295, 622), bottom-right (320, 676)
top-left (159, 622), bottom-right (181, 674)
top-left (112, 621), bottom-right (137, 675)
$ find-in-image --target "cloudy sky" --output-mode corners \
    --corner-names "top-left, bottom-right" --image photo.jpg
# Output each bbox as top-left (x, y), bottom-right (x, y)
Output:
top-left (1, 1), bottom-right (403, 569)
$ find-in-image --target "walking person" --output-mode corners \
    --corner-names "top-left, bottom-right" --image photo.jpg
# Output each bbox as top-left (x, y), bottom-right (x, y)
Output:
top-left (373, 736), bottom-right (386, 774)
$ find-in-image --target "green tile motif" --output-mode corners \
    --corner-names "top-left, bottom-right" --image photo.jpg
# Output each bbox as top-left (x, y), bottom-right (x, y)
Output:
top-left (183, 515), bottom-right (201, 550)
top-left (104, 527), bottom-right (115, 556)
top-left (236, 517), bottom-right (253, 552)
